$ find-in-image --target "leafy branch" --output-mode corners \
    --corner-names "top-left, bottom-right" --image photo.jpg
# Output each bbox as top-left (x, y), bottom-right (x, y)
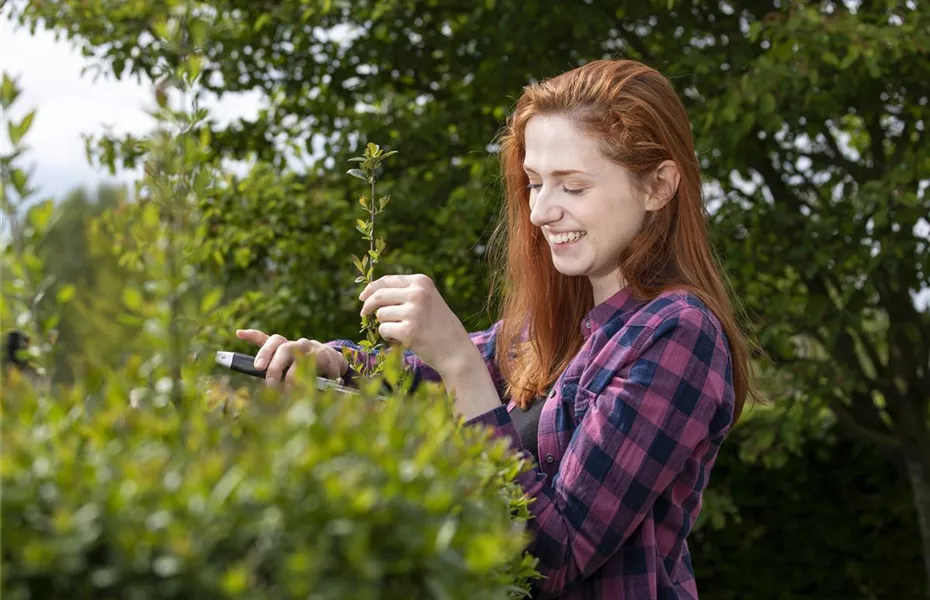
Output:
top-left (344, 142), bottom-right (396, 378)
top-left (0, 73), bottom-right (76, 388)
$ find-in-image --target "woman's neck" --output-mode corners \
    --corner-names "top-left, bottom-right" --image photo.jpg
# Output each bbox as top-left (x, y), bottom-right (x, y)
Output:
top-left (589, 271), bottom-right (627, 305)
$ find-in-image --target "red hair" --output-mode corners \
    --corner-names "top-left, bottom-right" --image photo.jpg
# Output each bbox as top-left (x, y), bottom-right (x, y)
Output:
top-left (489, 59), bottom-right (758, 421)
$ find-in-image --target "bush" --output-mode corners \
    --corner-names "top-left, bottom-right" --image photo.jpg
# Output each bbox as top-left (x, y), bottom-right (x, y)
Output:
top-left (2, 18), bottom-right (539, 598)
top-left (1, 360), bottom-right (539, 600)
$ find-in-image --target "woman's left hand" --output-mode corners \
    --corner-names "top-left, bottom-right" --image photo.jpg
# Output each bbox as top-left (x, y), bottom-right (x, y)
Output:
top-left (359, 274), bottom-right (479, 379)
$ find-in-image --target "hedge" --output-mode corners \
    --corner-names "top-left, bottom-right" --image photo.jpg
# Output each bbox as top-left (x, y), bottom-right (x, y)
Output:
top-left (1, 360), bottom-right (540, 600)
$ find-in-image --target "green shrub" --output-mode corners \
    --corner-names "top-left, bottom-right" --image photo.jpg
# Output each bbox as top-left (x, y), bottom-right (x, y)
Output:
top-left (1, 359), bottom-right (539, 599)
top-left (0, 16), bottom-right (539, 598)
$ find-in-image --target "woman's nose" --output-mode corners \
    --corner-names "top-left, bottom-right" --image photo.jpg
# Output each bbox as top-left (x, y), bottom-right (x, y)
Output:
top-left (529, 188), bottom-right (561, 227)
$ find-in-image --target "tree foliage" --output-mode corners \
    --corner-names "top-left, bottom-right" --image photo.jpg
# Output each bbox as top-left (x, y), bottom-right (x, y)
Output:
top-left (1, 19), bottom-right (539, 598)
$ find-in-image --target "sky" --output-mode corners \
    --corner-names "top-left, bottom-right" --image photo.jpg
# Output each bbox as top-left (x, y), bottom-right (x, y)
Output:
top-left (1, 13), bottom-right (926, 309)
top-left (0, 17), bottom-right (263, 200)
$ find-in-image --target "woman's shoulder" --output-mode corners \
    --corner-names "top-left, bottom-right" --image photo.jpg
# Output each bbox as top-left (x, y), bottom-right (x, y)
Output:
top-left (623, 288), bottom-right (727, 344)
top-left (590, 288), bottom-right (731, 375)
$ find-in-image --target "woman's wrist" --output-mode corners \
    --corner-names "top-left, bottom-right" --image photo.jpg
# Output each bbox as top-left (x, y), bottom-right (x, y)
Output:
top-left (437, 340), bottom-right (483, 382)
top-left (438, 342), bottom-right (501, 420)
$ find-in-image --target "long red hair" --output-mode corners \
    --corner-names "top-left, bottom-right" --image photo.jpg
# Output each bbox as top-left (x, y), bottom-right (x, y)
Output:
top-left (489, 59), bottom-right (758, 421)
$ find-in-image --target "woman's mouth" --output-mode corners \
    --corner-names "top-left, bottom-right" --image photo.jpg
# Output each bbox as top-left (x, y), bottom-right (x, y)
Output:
top-left (547, 230), bottom-right (587, 246)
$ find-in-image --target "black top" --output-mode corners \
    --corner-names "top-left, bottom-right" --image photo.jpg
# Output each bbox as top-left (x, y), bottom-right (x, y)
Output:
top-left (509, 397), bottom-right (546, 465)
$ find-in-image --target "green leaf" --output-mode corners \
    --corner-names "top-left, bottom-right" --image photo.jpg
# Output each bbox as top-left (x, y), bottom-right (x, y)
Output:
top-left (200, 288), bottom-right (223, 313)
top-left (347, 169), bottom-right (368, 182)
top-left (122, 287), bottom-right (143, 311)
top-left (142, 203), bottom-right (159, 229)
top-left (10, 168), bottom-right (29, 197)
top-left (254, 14), bottom-right (271, 31)
top-left (185, 54), bottom-right (204, 82)
top-left (8, 110), bottom-right (36, 145)
top-left (56, 284), bottom-right (76, 304)
top-left (0, 73), bottom-right (18, 109)
top-left (28, 200), bottom-right (55, 231)
top-left (352, 254), bottom-right (365, 272)
top-left (347, 157), bottom-right (365, 163)
top-left (152, 18), bottom-right (171, 40)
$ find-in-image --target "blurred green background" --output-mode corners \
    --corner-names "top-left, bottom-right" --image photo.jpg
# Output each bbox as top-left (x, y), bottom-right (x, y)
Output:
top-left (2, 1), bottom-right (927, 598)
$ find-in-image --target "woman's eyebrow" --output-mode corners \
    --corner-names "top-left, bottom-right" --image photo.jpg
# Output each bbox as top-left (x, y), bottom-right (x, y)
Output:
top-left (523, 166), bottom-right (590, 177)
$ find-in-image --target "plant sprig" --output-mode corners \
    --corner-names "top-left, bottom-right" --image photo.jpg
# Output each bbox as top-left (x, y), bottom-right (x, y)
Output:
top-left (344, 142), bottom-right (396, 378)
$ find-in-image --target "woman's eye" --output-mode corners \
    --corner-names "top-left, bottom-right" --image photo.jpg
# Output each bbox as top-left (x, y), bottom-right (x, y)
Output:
top-left (525, 182), bottom-right (585, 195)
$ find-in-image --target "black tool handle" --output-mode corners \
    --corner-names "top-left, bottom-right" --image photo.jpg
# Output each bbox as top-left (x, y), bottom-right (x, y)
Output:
top-left (214, 350), bottom-right (360, 396)
top-left (215, 351), bottom-right (288, 379)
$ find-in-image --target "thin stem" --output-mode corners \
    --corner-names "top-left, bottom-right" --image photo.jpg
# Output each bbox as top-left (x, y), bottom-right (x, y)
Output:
top-left (369, 176), bottom-right (376, 270)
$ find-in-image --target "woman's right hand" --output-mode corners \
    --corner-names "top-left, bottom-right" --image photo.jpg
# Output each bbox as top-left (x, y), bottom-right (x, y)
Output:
top-left (235, 329), bottom-right (349, 388)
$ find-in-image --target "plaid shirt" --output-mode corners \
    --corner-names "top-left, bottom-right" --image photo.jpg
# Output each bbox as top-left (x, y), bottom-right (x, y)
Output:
top-left (330, 287), bottom-right (735, 599)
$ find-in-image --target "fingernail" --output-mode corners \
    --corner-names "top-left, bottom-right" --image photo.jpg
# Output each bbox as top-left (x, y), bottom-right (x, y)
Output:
top-left (255, 356), bottom-right (265, 369)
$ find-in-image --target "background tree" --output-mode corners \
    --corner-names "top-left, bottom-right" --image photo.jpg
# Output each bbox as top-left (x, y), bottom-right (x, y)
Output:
top-left (26, 183), bottom-right (145, 382)
top-left (8, 0), bottom-right (929, 593)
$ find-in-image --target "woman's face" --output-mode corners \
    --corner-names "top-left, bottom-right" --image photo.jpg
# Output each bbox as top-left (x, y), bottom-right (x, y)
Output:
top-left (523, 113), bottom-right (652, 304)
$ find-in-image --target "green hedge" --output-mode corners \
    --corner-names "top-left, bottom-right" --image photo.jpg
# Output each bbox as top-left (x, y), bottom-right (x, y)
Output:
top-left (1, 363), bottom-right (539, 600)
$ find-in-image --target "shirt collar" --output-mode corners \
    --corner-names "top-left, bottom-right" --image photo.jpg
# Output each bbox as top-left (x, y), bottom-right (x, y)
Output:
top-left (580, 285), bottom-right (637, 339)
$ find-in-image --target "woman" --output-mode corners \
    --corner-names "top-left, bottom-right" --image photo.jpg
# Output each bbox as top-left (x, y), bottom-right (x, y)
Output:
top-left (237, 59), bottom-right (758, 599)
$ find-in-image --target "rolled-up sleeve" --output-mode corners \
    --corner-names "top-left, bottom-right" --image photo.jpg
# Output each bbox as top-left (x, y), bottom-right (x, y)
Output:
top-left (467, 307), bottom-right (734, 597)
top-left (327, 321), bottom-right (505, 392)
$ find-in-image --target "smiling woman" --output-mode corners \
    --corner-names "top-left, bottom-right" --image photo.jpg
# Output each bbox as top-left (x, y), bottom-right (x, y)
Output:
top-left (236, 58), bottom-right (761, 600)
top-left (521, 113), bottom-right (680, 304)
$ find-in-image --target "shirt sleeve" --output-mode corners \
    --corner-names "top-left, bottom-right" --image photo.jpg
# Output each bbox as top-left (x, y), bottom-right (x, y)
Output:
top-left (326, 320), bottom-right (506, 394)
top-left (466, 307), bottom-right (735, 597)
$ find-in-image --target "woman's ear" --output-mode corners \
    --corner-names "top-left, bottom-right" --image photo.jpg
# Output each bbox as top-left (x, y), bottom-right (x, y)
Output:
top-left (644, 160), bottom-right (681, 211)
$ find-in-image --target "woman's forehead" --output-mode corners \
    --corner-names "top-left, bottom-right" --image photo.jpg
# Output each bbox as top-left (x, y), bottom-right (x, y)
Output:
top-left (524, 116), bottom-right (604, 174)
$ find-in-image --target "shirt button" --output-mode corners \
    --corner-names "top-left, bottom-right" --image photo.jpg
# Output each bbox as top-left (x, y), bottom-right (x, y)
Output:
top-left (545, 454), bottom-right (555, 464)
top-left (584, 318), bottom-right (592, 329)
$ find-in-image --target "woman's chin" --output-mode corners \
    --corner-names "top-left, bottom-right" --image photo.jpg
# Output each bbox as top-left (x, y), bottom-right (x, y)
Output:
top-left (551, 257), bottom-right (592, 278)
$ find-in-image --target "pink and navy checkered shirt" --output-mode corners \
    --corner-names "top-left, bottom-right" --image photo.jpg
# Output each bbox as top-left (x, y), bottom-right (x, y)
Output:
top-left (331, 286), bottom-right (735, 599)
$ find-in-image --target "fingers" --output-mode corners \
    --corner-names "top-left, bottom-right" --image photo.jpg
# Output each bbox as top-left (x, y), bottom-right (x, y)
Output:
top-left (306, 340), bottom-right (346, 379)
top-left (377, 321), bottom-right (412, 345)
top-left (265, 338), bottom-right (311, 386)
top-left (236, 329), bottom-right (269, 347)
top-left (360, 287), bottom-right (410, 317)
top-left (255, 334), bottom-right (289, 370)
top-left (373, 304), bottom-right (410, 323)
top-left (237, 329), bottom-right (348, 389)
top-left (282, 338), bottom-right (315, 389)
top-left (359, 274), bottom-right (414, 301)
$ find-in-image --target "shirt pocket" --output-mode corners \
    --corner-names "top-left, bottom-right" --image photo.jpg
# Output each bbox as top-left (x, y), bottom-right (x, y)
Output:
top-left (571, 384), bottom-right (599, 421)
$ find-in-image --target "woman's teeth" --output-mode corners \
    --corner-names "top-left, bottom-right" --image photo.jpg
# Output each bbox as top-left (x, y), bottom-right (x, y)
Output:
top-left (551, 231), bottom-right (587, 244)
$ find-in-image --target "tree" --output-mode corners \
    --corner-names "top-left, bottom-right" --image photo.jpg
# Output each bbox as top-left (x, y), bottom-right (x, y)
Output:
top-left (10, 0), bottom-right (929, 591)
top-left (31, 183), bottom-right (142, 382)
